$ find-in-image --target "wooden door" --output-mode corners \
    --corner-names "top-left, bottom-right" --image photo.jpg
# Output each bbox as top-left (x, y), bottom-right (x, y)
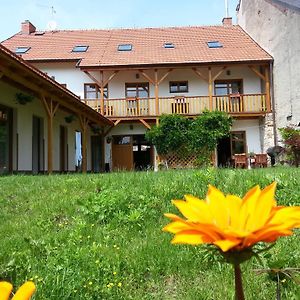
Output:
top-left (112, 136), bottom-right (133, 171)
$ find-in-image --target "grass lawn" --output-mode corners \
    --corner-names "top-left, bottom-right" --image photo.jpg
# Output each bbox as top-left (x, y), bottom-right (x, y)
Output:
top-left (0, 168), bottom-right (299, 299)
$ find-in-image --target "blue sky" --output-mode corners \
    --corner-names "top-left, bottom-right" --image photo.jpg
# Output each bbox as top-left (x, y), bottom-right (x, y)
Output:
top-left (0, 0), bottom-right (238, 41)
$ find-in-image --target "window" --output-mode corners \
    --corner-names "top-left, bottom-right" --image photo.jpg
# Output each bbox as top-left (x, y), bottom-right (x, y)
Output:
top-left (207, 41), bottom-right (223, 48)
top-left (169, 81), bottom-right (188, 93)
top-left (15, 47), bottom-right (30, 54)
top-left (125, 83), bottom-right (149, 98)
top-left (84, 84), bottom-right (108, 99)
top-left (118, 44), bottom-right (132, 51)
top-left (114, 136), bottom-right (131, 145)
top-left (72, 45), bottom-right (88, 52)
top-left (164, 42), bottom-right (175, 49)
top-left (214, 80), bottom-right (243, 95)
top-left (231, 131), bottom-right (246, 155)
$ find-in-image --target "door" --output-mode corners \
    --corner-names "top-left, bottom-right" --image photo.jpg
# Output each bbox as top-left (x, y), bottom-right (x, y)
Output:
top-left (32, 116), bottom-right (44, 174)
top-left (60, 125), bottom-right (68, 172)
top-left (112, 135), bottom-right (133, 171)
top-left (0, 105), bottom-right (12, 174)
top-left (132, 135), bottom-right (152, 170)
top-left (125, 83), bottom-right (149, 116)
top-left (91, 135), bottom-right (103, 172)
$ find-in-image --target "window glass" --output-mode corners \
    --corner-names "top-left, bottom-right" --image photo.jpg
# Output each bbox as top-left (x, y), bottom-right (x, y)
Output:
top-left (231, 132), bottom-right (246, 154)
top-left (215, 81), bottom-right (243, 96)
top-left (169, 81), bottom-right (188, 93)
top-left (125, 83), bottom-right (149, 98)
top-left (84, 84), bottom-right (108, 99)
top-left (114, 136), bottom-right (131, 145)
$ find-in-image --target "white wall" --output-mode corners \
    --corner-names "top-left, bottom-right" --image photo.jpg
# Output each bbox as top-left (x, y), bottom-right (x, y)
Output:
top-left (0, 80), bottom-right (92, 172)
top-left (32, 63), bottom-right (263, 99)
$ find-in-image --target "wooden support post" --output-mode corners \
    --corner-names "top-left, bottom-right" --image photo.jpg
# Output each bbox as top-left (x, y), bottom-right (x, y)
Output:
top-left (79, 115), bottom-right (89, 173)
top-left (208, 67), bottom-right (213, 111)
top-left (41, 96), bottom-right (59, 174)
top-left (139, 119), bottom-right (151, 129)
top-left (265, 66), bottom-right (271, 112)
top-left (154, 69), bottom-right (159, 117)
top-left (100, 71), bottom-right (105, 115)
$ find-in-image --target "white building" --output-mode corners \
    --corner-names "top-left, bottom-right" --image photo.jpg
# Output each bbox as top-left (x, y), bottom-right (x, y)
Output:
top-left (237, 0), bottom-right (300, 144)
top-left (2, 18), bottom-right (274, 170)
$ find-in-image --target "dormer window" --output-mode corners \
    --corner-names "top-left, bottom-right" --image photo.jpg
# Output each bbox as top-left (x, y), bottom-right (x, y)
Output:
top-left (164, 42), bottom-right (175, 49)
top-left (15, 47), bottom-right (30, 54)
top-left (72, 45), bottom-right (89, 52)
top-left (118, 44), bottom-right (132, 51)
top-left (207, 41), bottom-right (223, 48)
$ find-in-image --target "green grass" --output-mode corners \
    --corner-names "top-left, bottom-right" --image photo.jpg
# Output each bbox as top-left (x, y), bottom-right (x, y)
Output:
top-left (0, 168), bottom-right (299, 299)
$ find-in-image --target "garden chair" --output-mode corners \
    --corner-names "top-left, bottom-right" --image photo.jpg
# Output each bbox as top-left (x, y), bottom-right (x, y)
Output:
top-left (234, 153), bottom-right (247, 168)
top-left (254, 153), bottom-right (268, 168)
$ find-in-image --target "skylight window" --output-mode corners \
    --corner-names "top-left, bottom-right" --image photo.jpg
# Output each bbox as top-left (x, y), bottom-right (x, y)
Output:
top-left (15, 47), bottom-right (30, 54)
top-left (72, 45), bottom-right (89, 52)
top-left (118, 44), bottom-right (132, 51)
top-left (164, 42), bottom-right (175, 49)
top-left (207, 41), bottom-right (223, 48)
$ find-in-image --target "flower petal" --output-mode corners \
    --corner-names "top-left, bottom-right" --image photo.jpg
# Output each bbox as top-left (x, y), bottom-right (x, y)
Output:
top-left (213, 239), bottom-right (241, 252)
top-left (171, 230), bottom-right (210, 245)
top-left (163, 221), bottom-right (194, 233)
top-left (11, 281), bottom-right (36, 300)
top-left (0, 282), bottom-right (13, 300)
top-left (268, 207), bottom-right (300, 228)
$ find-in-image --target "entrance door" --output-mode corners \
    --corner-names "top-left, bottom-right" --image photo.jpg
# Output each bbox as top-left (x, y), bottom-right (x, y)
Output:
top-left (91, 135), bottom-right (103, 173)
top-left (217, 137), bottom-right (231, 167)
top-left (60, 125), bottom-right (68, 172)
top-left (32, 116), bottom-right (44, 174)
top-left (0, 105), bottom-right (12, 174)
top-left (132, 135), bottom-right (152, 170)
top-left (112, 136), bottom-right (133, 171)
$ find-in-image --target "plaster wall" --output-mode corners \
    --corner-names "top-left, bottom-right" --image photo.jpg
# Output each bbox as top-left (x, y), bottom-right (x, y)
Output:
top-left (237, 0), bottom-right (300, 138)
top-left (0, 80), bottom-right (92, 172)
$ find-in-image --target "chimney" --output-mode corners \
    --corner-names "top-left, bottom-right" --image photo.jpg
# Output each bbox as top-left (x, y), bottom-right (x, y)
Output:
top-left (21, 20), bottom-right (36, 34)
top-left (222, 17), bottom-right (233, 26)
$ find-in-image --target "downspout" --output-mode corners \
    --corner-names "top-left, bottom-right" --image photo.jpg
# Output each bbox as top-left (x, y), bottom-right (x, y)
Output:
top-left (270, 61), bottom-right (278, 145)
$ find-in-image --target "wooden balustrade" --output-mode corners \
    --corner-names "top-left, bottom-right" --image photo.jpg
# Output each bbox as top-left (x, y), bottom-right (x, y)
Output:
top-left (83, 94), bottom-right (267, 118)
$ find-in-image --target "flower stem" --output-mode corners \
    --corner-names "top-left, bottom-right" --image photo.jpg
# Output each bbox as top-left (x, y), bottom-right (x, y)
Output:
top-left (234, 263), bottom-right (245, 300)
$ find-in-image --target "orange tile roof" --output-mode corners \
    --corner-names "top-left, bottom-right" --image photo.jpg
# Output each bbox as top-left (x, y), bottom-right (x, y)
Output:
top-left (2, 25), bottom-right (272, 68)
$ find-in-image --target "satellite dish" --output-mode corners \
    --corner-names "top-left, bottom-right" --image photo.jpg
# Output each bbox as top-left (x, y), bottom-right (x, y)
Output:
top-left (47, 20), bottom-right (57, 31)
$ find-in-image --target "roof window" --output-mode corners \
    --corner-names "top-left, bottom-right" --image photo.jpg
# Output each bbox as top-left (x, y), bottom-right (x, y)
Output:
top-left (118, 44), bottom-right (132, 51)
top-left (164, 42), bottom-right (175, 49)
top-left (72, 45), bottom-right (89, 52)
top-left (15, 47), bottom-right (30, 54)
top-left (207, 41), bottom-right (223, 48)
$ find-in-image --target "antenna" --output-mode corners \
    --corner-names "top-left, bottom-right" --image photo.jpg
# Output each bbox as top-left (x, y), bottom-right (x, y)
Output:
top-left (36, 3), bottom-right (57, 30)
top-left (225, 0), bottom-right (229, 17)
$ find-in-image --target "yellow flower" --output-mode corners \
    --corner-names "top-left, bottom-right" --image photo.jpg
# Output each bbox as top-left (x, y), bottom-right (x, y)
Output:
top-left (0, 281), bottom-right (36, 300)
top-left (163, 182), bottom-right (300, 252)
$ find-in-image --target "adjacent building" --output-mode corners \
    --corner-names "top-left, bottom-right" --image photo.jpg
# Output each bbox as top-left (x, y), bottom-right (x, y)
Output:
top-left (237, 0), bottom-right (300, 144)
top-left (2, 18), bottom-right (274, 170)
top-left (0, 43), bottom-right (112, 174)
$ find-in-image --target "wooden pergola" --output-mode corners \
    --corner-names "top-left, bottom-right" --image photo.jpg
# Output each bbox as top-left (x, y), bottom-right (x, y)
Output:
top-left (0, 44), bottom-right (113, 174)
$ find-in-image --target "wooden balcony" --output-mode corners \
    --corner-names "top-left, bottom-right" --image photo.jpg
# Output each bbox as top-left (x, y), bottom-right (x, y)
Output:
top-left (83, 93), bottom-right (268, 119)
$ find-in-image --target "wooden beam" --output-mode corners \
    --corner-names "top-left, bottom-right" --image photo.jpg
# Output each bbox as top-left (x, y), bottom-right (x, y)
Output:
top-left (192, 68), bottom-right (208, 82)
top-left (265, 66), bottom-right (271, 112)
top-left (212, 66), bottom-right (227, 81)
top-left (158, 69), bottom-right (173, 85)
top-left (40, 96), bottom-right (59, 174)
top-left (103, 71), bottom-right (119, 87)
top-left (139, 70), bottom-right (155, 85)
top-left (208, 67), bottom-right (213, 110)
top-left (79, 115), bottom-right (89, 173)
top-left (103, 125), bottom-right (114, 137)
top-left (248, 66), bottom-right (266, 81)
top-left (100, 70), bottom-right (105, 115)
top-left (114, 119), bottom-right (121, 126)
top-left (84, 70), bottom-right (102, 87)
top-left (139, 119), bottom-right (151, 129)
top-left (154, 69), bottom-right (159, 117)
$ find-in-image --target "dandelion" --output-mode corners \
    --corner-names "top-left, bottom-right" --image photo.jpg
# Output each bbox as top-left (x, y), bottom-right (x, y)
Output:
top-left (0, 281), bottom-right (36, 300)
top-left (163, 182), bottom-right (300, 299)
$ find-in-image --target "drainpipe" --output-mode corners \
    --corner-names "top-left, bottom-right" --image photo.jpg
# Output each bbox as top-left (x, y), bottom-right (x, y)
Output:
top-left (270, 61), bottom-right (278, 146)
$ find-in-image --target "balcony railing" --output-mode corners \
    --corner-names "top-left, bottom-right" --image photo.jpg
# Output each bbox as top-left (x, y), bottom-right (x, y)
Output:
top-left (83, 93), bottom-right (267, 118)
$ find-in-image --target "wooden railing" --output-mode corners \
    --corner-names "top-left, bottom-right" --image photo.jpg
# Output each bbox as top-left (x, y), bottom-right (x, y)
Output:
top-left (83, 94), bottom-right (267, 118)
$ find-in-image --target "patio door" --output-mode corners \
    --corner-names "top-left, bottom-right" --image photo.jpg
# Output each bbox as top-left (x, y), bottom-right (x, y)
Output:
top-left (125, 83), bottom-right (149, 116)
top-left (91, 135), bottom-right (103, 172)
top-left (60, 125), bottom-right (68, 172)
top-left (112, 135), bottom-right (133, 171)
top-left (0, 105), bottom-right (12, 174)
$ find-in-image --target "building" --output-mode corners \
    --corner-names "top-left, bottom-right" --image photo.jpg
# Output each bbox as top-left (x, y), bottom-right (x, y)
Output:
top-left (0, 43), bottom-right (112, 174)
top-left (2, 18), bottom-right (274, 170)
top-left (237, 0), bottom-right (300, 144)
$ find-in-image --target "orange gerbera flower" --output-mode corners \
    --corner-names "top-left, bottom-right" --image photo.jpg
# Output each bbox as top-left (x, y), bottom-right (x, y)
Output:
top-left (0, 281), bottom-right (36, 300)
top-left (163, 182), bottom-right (300, 252)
